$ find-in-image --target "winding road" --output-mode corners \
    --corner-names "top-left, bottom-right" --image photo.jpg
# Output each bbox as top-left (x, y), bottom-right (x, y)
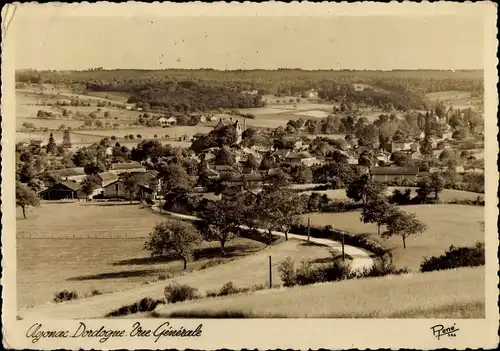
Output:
top-left (17, 206), bottom-right (374, 320)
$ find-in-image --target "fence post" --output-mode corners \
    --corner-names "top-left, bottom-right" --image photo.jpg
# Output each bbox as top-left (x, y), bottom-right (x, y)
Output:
top-left (269, 256), bottom-right (272, 288)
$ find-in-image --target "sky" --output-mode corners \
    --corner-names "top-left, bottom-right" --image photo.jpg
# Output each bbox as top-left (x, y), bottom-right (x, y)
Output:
top-left (14, 14), bottom-right (485, 71)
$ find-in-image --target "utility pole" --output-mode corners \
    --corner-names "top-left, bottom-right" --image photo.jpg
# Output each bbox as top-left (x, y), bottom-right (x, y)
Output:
top-left (269, 256), bottom-right (272, 288)
top-left (307, 217), bottom-right (311, 242)
top-left (341, 232), bottom-right (345, 262)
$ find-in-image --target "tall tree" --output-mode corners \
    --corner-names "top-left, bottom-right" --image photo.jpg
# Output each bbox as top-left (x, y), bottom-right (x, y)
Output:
top-left (346, 174), bottom-right (387, 205)
top-left (80, 175), bottom-right (100, 201)
top-left (255, 188), bottom-right (306, 242)
top-left (360, 198), bottom-right (396, 235)
top-left (144, 220), bottom-right (202, 270)
top-left (16, 182), bottom-right (40, 219)
top-left (198, 198), bottom-right (246, 255)
top-left (46, 133), bottom-right (57, 155)
top-left (429, 172), bottom-right (445, 202)
top-left (62, 129), bottom-right (72, 148)
top-left (120, 173), bottom-right (140, 203)
top-left (383, 210), bottom-right (427, 249)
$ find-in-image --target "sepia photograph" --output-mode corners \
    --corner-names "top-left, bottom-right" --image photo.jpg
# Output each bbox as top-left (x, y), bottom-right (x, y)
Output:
top-left (2, 2), bottom-right (498, 349)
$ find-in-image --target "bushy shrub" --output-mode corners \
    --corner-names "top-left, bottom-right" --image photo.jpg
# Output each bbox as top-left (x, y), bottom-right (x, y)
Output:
top-left (277, 257), bottom-right (297, 287)
top-left (105, 297), bottom-right (165, 317)
top-left (319, 259), bottom-right (351, 281)
top-left (90, 289), bottom-right (103, 296)
top-left (420, 242), bottom-right (485, 272)
top-left (352, 259), bottom-right (409, 278)
top-left (290, 224), bottom-right (389, 259)
top-left (295, 260), bottom-right (325, 285)
top-left (164, 282), bottom-right (199, 303)
top-left (200, 258), bottom-right (225, 270)
top-left (53, 290), bottom-right (79, 303)
top-left (206, 281), bottom-right (250, 298)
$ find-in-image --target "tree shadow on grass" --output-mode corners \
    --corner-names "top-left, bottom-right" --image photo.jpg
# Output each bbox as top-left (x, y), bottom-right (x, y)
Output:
top-left (112, 244), bottom-right (257, 266)
top-left (67, 268), bottom-right (164, 281)
top-left (299, 241), bottom-right (329, 248)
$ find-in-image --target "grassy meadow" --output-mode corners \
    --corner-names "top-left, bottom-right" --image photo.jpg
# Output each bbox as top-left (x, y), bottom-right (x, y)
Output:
top-left (300, 187), bottom-right (484, 203)
top-left (300, 204), bottom-right (484, 270)
top-left (150, 266), bottom-right (484, 318)
top-left (16, 202), bottom-right (268, 308)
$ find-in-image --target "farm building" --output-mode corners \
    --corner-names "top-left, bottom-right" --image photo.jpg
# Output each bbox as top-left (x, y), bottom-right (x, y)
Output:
top-left (97, 172), bottom-right (119, 187)
top-left (101, 171), bottom-right (159, 200)
top-left (109, 162), bottom-right (146, 174)
top-left (39, 180), bottom-right (81, 200)
top-left (286, 151), bottom-right (319, 167)
top-left (158, 116), bottom-right (178, 126)
top-left (371, 167), bottom-right (419, 182)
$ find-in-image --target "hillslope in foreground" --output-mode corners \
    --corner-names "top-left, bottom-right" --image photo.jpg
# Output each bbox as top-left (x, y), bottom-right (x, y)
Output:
top-left (147, 267), bottom-right (484, 319)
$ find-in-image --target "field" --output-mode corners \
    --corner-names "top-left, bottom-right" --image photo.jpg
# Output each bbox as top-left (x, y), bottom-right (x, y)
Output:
top-left (300, 187), bottom-right (484, 202)
top-left (17, 202), bottom-right (335, 312)
top-left (425, 90), bottom-right (483, 111)
top-left (300, 204), bottom-right (484, 270)
top-left (150, 266), bottom-right (484, 318)
top-left (84, 91), bottom-right (132, 103)
top-left (16, 202), bottom-right (269, 308)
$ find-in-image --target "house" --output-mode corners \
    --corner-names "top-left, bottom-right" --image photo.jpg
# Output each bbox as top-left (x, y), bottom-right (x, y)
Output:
top-left (371, 167), bottom-right (419, 182)
top-left (109, 162), bottom-right (146, 174)
top-left (306, 89), bottom-right (319, 99)
top-left (212, 118), bottom-right (243, 144)
top-left (391, 140), bottom-right (413, 153)
top-left (347, 157), bottom-right (359, 165)
top-left (39, 180), bottom-right (81, 200)
top-left (287, 151), bottom-right (318, 167)
top-left (274, 149), bottom-right (293, 159)
top-left (431, 149), bottom-right (444, 159)
top-left (158, 116), bottom-right (177, 126)
top-left (54, 167), bottom-right (87, 183)
top-left (97, 172), bottom-right (119, 187)
top-left (241, 89), bottom-right (259, 96)
top-left (102, 171), bottom-right (159, 200)
top-left (410, 151), bottom-right (422, 160)
top-left (375, 151), bottom-right (391, 164)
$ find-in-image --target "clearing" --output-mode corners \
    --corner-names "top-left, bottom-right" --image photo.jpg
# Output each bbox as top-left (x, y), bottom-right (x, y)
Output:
top-left (300, 204), bottom-right (484, 270)
top-left (16, 202), bottom-right (268, 308)
top-left (150, 266), bottom-right (484, 318)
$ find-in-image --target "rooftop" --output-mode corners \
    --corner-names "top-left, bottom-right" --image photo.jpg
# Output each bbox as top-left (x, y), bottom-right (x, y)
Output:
top-left (371, 166), bottom-right (419, 175)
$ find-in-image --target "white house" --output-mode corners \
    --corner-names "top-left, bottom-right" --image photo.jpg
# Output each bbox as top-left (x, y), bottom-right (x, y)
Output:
top-left (158, 116), bottom-right (177, 126)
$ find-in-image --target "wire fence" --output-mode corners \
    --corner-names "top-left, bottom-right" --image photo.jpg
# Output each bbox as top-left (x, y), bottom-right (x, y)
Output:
top-left (16, 234), bottom-right (150, 240)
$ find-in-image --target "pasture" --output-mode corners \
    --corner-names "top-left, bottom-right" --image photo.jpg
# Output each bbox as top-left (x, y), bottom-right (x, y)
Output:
top-left (151, 266), bottom-right (484, 318)
top-left (300, 204), bottom-right (484, 270)
top-left (16, 202), bottom-right (267, 308)
top-left (18, 236), bottom-right (335, 318)
top-left (300, 187), bottom-right (484, 203)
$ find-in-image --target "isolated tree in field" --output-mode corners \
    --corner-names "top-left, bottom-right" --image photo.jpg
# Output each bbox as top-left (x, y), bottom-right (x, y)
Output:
top-left (16, 182), bottom-right (40, 219)
top-left (256, 187), bottom-right (306, 242)
top-left (120, 173), bottom-right (140, 203)
top-left (144, 220), bottom-right (202, 270)
top-left (46, 133), bottom-right (57, 155)
top-left (104, 111), bottom-right (110, 118)
top-left (416, 177), bottom-right (432, 203)
top-left (80, 175), bottom-right (100, 201)
top-left (382, 210), bottom-right (427, 249)
top-left (361, 198), bottom-right (396, 236)
top-left (198, 198), bottom-right (245, 255)
top-left (62, 129), bottom-right (72, 148)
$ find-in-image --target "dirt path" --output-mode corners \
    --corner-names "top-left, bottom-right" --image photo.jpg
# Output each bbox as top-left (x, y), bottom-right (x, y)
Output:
top-left (154, 208), bottom-right (374, 271)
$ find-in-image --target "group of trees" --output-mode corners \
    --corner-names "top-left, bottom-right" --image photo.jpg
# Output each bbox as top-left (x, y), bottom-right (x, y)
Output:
top-left (347, 174), bottom-right (428, 249)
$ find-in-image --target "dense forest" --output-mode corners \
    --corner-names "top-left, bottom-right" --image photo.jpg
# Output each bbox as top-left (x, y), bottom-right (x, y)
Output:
top-left (16, 69), bottom-right (483, 112)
